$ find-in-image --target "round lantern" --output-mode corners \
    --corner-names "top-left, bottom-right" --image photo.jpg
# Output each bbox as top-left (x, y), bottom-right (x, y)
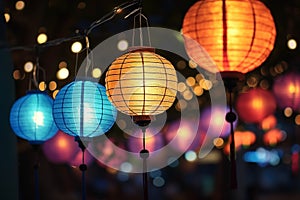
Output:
top-left (53, 80), bottom-right (117, 138)
top-left (273, 72), bottom-right (300, 111)
top-left (10, 90), bottom-right (58, 144)
top-left (182, 0), bottom-right (276, 74)
top-left (42, 130), bottom-right (78, 164)
top-left (235, 88), bottom-right (276, 123)
top-left (199, 105), bottom-right (238, 138)
top-left (105, 48), bottom-right (178, 117)
top-left (165, 119), bottom-right (204, 152)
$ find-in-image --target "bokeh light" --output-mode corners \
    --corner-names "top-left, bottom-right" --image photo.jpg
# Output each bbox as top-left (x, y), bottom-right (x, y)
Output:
top-left (37, 33), bottom-right (48, 44)
top-left (15, 1), bottom-right (25, 10)
top-left (56, 68), bottom-right (69, 80)
top-left (117, 40), bottom-right (128, 51)
top-left (4, 13), bottom-right (10, 22)
top-left (92, 68), bottom-right (102, 78)
top-left (24, 61), bottom-right (34, 72)
top-left (71, 41), bottom-right (82, 53)
top-left (287, 38), bottom-right (297, 50)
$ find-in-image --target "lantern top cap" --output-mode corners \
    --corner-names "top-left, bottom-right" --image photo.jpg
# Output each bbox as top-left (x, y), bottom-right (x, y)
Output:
top-left (128, 46), bottom-right (155, 53)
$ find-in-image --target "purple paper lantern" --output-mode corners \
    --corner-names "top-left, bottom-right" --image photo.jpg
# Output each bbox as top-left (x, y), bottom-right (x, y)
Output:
top-left (199, 105), bottom-right (237, 138)
top-left (273, 72), bottom-right (300, 111)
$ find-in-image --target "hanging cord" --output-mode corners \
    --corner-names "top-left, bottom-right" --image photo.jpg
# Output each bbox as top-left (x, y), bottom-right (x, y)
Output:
top-left (225, 85), bottom-right (237, 189)
top-left (76, 137), bottom-right (87, 200)
top-left (32, 144), bottom-right (40, 200)
top-left (140, 127), bottom-right (149, 200)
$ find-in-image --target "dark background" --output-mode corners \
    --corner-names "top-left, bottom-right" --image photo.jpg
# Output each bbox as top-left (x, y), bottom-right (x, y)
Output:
top-left (2, 0), bottom-right (300, 199)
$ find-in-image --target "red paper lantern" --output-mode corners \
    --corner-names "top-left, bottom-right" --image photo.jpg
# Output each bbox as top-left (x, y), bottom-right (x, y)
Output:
top-left (273, 72), bottom-right (300, 111)
top-left (182, 0), bottom-right (276, 74)
top-left (235, 88), bottom-right (276, 123)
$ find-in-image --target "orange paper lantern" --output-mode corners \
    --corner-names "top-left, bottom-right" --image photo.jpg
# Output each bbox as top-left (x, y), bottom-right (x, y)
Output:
top-left (182, 0), bottom-right (276, 74)
top-left (105, 48), bottom-right (177, 116)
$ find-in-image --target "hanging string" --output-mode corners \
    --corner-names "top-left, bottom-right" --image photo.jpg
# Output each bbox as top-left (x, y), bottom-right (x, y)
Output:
top-left (226, 88), bottom-right (237, 189)
top-left (76, 137), bottom-right (87, 200)
top-left (32, 144), bottom-right (40, 200)
top-left (140, 127), bottom-right (149, 200)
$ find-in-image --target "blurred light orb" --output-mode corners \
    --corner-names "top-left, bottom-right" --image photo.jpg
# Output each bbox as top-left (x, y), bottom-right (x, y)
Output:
top-left (117, 40), bottom-right (128, 51)
top-left (15, 1), bottom-right (25, 10)
top-left (4, 13), bottom-right (10, 22)
top-left (37, 33), bottom-right (47, 44)
top-left (236, 88), bottom-right (276, 123)
top-left (287, 39), bottom-right (297, 50)
top-left (42, 130), bottom-right (78, 164)
top-left (165, 119), bottom-right (204, 152)
top-left (199, 105), bottom-right (237, 138)
top-left (71, 41), bottom-right (83, 53)
top-left (273, 72), bottom-right (300, 111)
top-left (92, 68), bottom-right (102, 79)
top-left (56, 67), bottom-right (69, 80)
top-left (24, 61), bottom-right (34, 72)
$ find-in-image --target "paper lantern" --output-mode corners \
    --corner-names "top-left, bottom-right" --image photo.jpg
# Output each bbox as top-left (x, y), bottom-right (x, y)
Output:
top-left (127, 129), bottom-right (164, 153)
top-left (273, 72), bottom-right (300, 111)
top-left (182, 0), bottom-right (276, 74)
top-left (235, 88), bottom-right (276, 123)
top-left (10, 90), bottom-right (58, 144)
top-left (42, 130), bottom-right (78, 164)
top-left (164, 119), bottom-right (204, 152)
top-left (53, 80), bottom-right (117, 138)
top-left (199, 105), bottom-right (237, 138)
top-left (105, 48), bottom-right (177, 116)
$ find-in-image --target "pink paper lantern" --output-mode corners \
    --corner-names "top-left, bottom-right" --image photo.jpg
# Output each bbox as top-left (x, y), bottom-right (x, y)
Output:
top-left (273, 72), bottom-right (300, 111)
top-left (164, 119), bottom-right (204, 152)
top-left (68, 148), bottom-right (94, 167)
top-left (42, 130), bottom-right (78, 164)
top-left (127, 129), bottom-right (165, 153)
top-left (235, 88), bottom-right (276, 123)
top-left (199, 105), bottom-right (237, 138)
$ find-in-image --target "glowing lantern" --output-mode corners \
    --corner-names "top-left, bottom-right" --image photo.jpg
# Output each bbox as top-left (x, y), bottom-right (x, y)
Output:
top-left (235, 88), bottom-right (276, 123)
top-left (105, 48), bottom-right (177, 117)
top-left (273, 72), bottom-right (300, 111)
top-left (10, 90), bottom-right (58, 144)
top-left (263, 128), bottom-right (286, 146)
top-left (164, 119), bottom-right (204, 152)
top-left (42, 131), bottom-right (78, 164)
top-left (182, 0), bottom-right (276, 74)
top-left (53, 80), bottom-right (117, 138)
top-left (199, 105), bottom-right (237, 138)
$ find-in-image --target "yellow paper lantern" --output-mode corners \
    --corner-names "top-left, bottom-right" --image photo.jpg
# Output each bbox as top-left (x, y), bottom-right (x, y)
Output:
top-left (105, 48), bottom-right (178, 117)
top-left (182, 0), bottom-right (276, 74)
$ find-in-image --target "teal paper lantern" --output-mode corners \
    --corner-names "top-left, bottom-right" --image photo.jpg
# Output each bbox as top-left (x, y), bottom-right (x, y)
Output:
top-left (9, 90), bottom-right (58, 144)
top-left (53, 80), bottom-right (117, 138)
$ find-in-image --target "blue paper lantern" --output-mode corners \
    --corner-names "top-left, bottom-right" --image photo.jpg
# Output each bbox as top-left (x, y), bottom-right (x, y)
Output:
top-left (9, 90), bottom-right (58, 144)
top-left (53, 80), bottom-right (117, 138)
